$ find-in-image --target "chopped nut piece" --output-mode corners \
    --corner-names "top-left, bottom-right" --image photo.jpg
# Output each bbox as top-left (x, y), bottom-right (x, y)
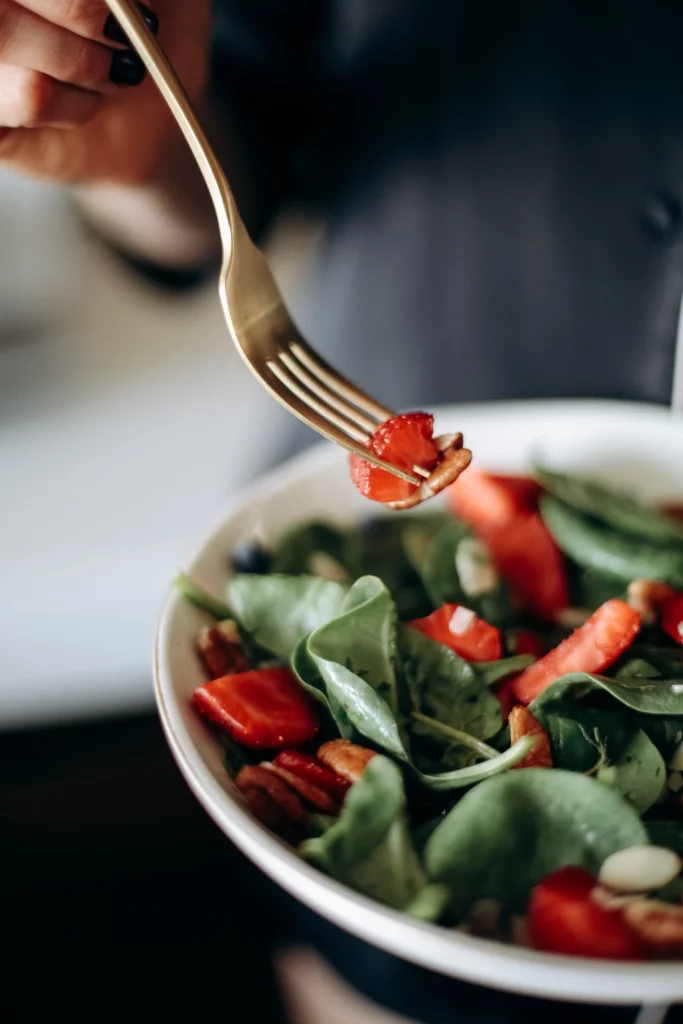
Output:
top-left (622, 899), bottom-right (683, 956)
top-left (509, 706), bottom-right (553, 769)
top-left (262, 762), bottom-right (342, 815)
top-left (626, 579), bottom-right (675, 625)
top-left (197, 620), bottom-right (250, 679)
top-left (388, 436), bottom-right (472, 510)
top-left (598, 846), bottom-right (682, 894)
top-left (235, 764), bottom-right (309, 843)
top-left (317, 739), bottom-right (376, 783)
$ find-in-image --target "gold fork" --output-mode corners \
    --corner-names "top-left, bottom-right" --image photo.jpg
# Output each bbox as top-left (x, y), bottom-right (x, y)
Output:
top-left (104, 0), bottom-right (426, 486)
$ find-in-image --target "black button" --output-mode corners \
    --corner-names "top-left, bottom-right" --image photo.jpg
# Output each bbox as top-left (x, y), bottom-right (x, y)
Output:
top-left (641, 191), bottom-right (682, 243)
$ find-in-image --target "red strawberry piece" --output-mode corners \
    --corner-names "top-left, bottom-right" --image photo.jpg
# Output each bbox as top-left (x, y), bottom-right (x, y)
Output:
top-left (528, 866), bottom-right (645, 960)
top-left (409, 603), bottom-right (502, 662)
top-left (194, 667), bottom-right (319, 750)
top-left (511, 599), bottom-right (640, 705)
top-left (350, 412), bottom-right (438, 504)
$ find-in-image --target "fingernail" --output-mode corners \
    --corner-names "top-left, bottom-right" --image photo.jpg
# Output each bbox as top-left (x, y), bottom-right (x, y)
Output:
top-left (104, 4), bottom-right (159, 46)
top-left (110, 49), bottom-right (146, 87)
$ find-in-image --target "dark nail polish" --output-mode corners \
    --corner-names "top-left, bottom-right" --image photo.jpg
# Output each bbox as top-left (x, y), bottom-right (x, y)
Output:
top-left (110, 49), bottom-right (146, 87)
top-left (104, 5), bottom-right (159, 46)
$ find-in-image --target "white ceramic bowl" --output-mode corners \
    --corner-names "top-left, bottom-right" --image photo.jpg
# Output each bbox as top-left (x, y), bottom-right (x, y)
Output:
top-left (155, 400), bottom-right (683, 1006)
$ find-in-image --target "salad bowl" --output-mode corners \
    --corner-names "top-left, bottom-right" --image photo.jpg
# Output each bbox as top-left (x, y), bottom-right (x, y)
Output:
top-left (155, 400), bottom-right (683, 1005)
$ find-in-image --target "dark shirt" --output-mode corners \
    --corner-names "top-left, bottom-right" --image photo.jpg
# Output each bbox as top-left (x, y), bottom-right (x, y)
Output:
top-left (212, 0), bottom-right (683, 412)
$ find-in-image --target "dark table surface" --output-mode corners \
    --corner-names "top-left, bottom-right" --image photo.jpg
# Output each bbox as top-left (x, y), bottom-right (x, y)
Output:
top-left (3, 710), bottom-right (680, 1023)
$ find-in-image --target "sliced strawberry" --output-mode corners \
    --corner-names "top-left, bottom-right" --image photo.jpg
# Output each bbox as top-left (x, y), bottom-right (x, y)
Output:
top-left (350, 412), bottom-right (438, 504)
top-left (661, 592), bottom-right (683, 646)
top-left (511, 599), bottom-right (641, 705)
top-left (409, 603), bottom-right (503, 662)
top-left (508, 706), bottom-right (553, 768)
top-left (489, 474), bottom-right (542, 511)
top-left (485, 514), bottom-right (570, 621)
top-left (194, 667), bottom-right (319, 750)
top-left (273, 749), bottom-right (350, 798)
top-left (509, 629), bottom-right (544, 659)
top-left (448, 470), bottom-right (569, 620)
top-left (448, 468), bottom-right (534, 531)
top-left (528, 867), bottom-right (645, 960)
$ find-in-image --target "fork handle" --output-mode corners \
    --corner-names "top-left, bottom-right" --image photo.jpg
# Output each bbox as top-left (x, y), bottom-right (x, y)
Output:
top-left (104, 0), bottom-right (241, 254)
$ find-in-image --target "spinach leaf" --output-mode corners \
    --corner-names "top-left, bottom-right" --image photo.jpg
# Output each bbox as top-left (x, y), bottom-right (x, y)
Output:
top-left (272, 521), bottom-right (351, 578)
top-left (529, 671), bottom-right (683, 717)
top-left (540, 496), bottom-right (683, 587)
top-left (474, 655), bottom-right (535, 688)
top-left (566, 563), bottom-right (626, 610)
top-left (615, 659), bottom-right (662, 680)
top-left (350, 516), bottom-right (437, 619)
top-left (630, 646), bottom-right (683, 678)
top-left (597, 729), bottom-right (667, 813)
top-left (421, 523), bottom-right (513, 626)
top-left (424, 769), bottom-right (648, 915)
top-left (293, 576), bottom-right (536, 789)
top-left (401, 629), bottom-right (502, 735)
top-left (227, 574), bottom-right (348, 661)
top-left (401, 515), bottom-right (453, 575)
top-left (647, 821), bottom-right (683, 857)
top-left (535, 467), bottom-right (683, 544)
top-left (174, 571), bottom-right (233, 621)
top-left (542, 704), bottom-right (633, 773)
top-left (301, 756), bottom-right (443, 918)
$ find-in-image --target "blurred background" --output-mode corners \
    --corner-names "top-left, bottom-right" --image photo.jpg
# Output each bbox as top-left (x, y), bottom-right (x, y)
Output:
top-left (0, 167), bottom-right (322, 1020)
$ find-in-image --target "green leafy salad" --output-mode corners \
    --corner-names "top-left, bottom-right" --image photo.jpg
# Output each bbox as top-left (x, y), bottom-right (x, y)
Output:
top-left (176, 465), bottom-right (683, 961)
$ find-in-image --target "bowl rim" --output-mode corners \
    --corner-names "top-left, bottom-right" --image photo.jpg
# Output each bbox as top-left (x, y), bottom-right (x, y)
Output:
top-left (154, 399), bottom-right (683, 1006)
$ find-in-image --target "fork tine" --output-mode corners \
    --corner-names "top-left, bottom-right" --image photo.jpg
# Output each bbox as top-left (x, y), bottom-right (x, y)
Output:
top-left (268, 357), bottom-right (371, 442)
top-left (279, 348), bottom-right (379, 434)
top-left (289, 340), bottom-right (394, 423)
top-left (260, 361), bottom-right (422, 485)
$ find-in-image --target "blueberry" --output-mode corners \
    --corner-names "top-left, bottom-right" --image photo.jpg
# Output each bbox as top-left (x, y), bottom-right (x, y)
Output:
top-left (230, 540), bottom-right (273, 575)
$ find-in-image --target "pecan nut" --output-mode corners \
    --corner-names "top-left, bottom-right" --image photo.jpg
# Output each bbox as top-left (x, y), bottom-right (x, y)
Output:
top-left (626, 579), bottom-right (675, 626)
top-left (316, 739), bottom-right (376, 783)
top-left (197, 619), bottom-right (250, 679)
top-left (509, 706), bottom-right (553, 769)
top-left (622, 898), bottom-right (683, 957)
top-left (388, 435), bottom-right (472, 510)
top-left (235, 764), bottom-right (309, 843)
top-left (262, 762), bottom-right (342, 815)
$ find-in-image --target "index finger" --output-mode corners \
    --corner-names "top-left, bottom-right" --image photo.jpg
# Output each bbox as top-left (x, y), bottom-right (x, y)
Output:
top-left (16, 0), bottom-right (158, 45)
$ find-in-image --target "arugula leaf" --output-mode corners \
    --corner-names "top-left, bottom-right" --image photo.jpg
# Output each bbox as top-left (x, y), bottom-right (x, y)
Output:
top-left (227, 574), bottom-right (348, 661)
top-left (530, 671), bottom-right (683, 717)
top-left (424, 769), bottom-right (648, 915)
top-left (541, 496), bottom-right (683, 587)
top-left (535, 467), bottom-right (683, 544)
top-left (597, 729), bottom-right (667, 813)
top-left (301, 756), bottom-right (443, 918)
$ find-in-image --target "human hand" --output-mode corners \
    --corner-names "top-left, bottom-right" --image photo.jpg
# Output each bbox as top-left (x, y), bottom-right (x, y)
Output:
top-left (0, 1), bottom-right (211, 185)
